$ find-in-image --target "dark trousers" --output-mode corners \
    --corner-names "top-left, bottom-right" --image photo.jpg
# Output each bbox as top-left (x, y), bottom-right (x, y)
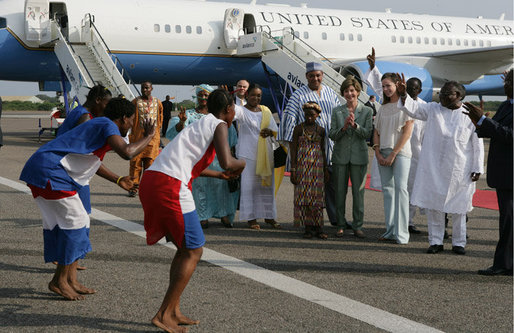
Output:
top-left (493, 189), bottom-right (513, 270)
top-left (325, 166), bottom-right (337, 226)
top-left (161, 117), bottom-right (170, 137)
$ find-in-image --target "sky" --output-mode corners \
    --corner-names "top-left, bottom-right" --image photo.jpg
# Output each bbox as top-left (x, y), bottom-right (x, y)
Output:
top-left (1, 0), bottom-right (512, 101)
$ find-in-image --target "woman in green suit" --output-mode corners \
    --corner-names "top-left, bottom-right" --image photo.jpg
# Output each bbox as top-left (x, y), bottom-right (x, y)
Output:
top-left (329, 76), bottom-right (373, 238)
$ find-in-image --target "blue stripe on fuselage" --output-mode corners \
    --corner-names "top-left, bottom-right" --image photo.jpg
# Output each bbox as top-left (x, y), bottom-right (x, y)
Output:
top-left (0, 27), bottom-right (267, 85)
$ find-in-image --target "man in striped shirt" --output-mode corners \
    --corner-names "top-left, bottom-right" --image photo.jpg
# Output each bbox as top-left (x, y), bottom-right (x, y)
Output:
top-left (278, 62), bottom-right (341, 226)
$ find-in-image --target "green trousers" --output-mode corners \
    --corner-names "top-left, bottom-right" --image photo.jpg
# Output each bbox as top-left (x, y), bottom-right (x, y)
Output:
top-left (333, 163), bottom-right (367, 230)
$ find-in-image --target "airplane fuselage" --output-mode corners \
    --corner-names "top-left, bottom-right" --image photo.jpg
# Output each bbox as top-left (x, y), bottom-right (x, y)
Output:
top-left (0, 0), bottom-right (512, 94)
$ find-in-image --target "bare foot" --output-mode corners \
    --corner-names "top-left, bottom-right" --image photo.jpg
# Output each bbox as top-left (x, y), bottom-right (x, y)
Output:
top-left (151, 315), bottom-right (187, 333)
top-left (176, 312), bottom-right (199, 325)
top-left (70, 281), bottom-right (96, 295)
top-left (48, 281), bottom-right (85, 301)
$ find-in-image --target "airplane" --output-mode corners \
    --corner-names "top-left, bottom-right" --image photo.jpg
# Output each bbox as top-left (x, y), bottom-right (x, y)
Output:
top-left (0, 0), bottom-right (512, 107)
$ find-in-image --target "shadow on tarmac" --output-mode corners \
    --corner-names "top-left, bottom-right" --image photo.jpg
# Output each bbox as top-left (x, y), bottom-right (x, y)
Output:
top-left (0, 301), bottom-right (153, 332)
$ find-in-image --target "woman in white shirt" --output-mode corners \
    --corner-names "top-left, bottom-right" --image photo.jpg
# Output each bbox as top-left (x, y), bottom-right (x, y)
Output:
top-left (364, 49), bottom-right (414, 244)
top-left (236, 84), bottom-right (281, 230)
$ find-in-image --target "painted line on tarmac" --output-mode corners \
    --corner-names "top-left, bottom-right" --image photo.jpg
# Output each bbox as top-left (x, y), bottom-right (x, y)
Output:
top-left (1, 176), bottom-right (442, 333)
top-left (3, 114), bottom-right (48, 119)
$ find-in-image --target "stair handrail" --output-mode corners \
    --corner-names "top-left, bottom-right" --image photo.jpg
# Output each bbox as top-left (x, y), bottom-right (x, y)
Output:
top-left (262, 28), bottom-right (344, 92)
top-left (51, 19), bottom-right (96, 86)
top-left (83, 13), bottom-right (141, 97)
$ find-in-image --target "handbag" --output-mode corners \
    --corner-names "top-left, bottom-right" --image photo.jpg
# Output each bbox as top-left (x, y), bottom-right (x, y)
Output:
top-left (271, 137), bottom-right (287, 168)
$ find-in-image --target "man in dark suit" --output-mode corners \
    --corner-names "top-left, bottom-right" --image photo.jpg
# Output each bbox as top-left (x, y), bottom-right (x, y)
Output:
top-left (161, 95), bottom-right (173, 137)
top-left (464, 68), bottom-right (513, 276)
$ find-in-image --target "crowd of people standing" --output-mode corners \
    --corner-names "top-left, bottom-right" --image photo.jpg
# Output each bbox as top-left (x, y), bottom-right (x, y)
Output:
top-left (18, 48), bottom-right (512, 331)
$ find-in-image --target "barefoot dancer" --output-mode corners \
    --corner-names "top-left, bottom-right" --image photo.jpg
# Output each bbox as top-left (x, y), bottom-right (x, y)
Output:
top-left (55, 84), bottom-right (115, 270)
top-left (20, 98), bottom-right (155, 300)
top-left (139, 89), bottom-right (245, 333)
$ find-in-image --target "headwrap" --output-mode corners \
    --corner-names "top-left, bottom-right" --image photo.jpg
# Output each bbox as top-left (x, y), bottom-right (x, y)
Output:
top-left (195, 84), bottom-right (214, 96)
top-left (302, 101), bottom-right (322, 113)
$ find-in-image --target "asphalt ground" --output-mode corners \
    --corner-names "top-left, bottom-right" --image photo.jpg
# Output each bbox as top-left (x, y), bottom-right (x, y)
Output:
top-left (0, 111), bottom-right (512, 333)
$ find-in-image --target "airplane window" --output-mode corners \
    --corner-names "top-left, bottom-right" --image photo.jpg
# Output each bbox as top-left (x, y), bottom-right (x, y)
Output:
top-left (154, 24), bottom-right (160, 33)
top-left (440, 38), bottom-right (445, 45)
top-left (464, 40), bottom-right (468, 46)
top-left (416, 37), bottom-right (421, 44)
top-left (479, 40), bottom-right (484, 47)
top-left (357, 34), bottom-right (362, 41)
top-left (456, 39), bottom-right (461, 46)
top-left (391, 36), bottom-right (396, 43)
top-left (165, 25), bottom-right (170, 33)
top-left (424, 37), bottom-right (429, 44)
top-left (322, 32), bottom-right (327, 40)
top-left (186, 25), bottom-right (192, 34)
top-left (400, 36), bottom-right (404, 43)
top-left (487, 40), bottom-right (491, 47)
top-left (408, 36), bottom-right (413, 44)
top-left (432, 37), bottom-right (437, 45)
top-left (340, 33), bottom-right (345, 41)
top-left (0, 17), bottom-right (6, 29)
top-left (175, 25), bottom-right (181, 33)
top-left (294, 31), bottom-right (299, 38)
top-left (448, 39), bottom-right (452, 46)
top-left (197, 26), bottom-right (202, 34)
top-left (304, 31), bottom-right (309, 39)
top-left (348, 33), bottom-right (353, 41)
top-left (471, 40), bottom-right (476, 46)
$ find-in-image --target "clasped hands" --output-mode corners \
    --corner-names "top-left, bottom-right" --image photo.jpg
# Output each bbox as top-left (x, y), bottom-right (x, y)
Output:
top-left (376, 150), bottom-right (397, 167)
top-left (342, 112), bottom-right (356, 131)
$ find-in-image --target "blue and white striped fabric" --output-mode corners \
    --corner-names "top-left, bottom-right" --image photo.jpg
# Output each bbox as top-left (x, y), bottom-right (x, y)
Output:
top-left (34, 190), bottom-right (91, 265)
top-left (277, 84), bottom-right (341, 164)
top-left (56, 105), bottom-right (93, 213)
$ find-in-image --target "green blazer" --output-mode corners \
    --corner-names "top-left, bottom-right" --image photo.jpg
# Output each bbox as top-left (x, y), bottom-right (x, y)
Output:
top-left (329, 102), bottom-right (373, 165)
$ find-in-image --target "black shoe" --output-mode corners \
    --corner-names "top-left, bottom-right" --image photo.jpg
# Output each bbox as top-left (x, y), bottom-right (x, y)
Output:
top-left (452, 246), bottom-right (466, 255)
top-left (426, 245), bottom-right (444, 254)
top-left (408, 226), bottom-right (421, 234)
top-left (478, 266), bottom-right (513, 276)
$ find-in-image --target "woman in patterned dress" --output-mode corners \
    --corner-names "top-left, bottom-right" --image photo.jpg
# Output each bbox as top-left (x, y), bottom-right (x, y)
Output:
top-left (289, 102), bottom-right (328, 239)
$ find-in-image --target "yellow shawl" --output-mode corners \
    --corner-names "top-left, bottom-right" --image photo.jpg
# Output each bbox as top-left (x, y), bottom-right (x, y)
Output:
top-left (255, 105), bottom-right (274, 186)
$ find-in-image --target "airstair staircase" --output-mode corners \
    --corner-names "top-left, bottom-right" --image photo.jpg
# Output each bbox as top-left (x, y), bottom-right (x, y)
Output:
top-left (235, 28), bottom-right (370, 108)
top-left (51, 14), bottom-right (138, 101)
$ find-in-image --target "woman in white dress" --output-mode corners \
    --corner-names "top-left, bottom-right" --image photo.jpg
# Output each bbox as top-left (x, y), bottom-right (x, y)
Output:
top-left (236, 84), bottom-right (281, 230)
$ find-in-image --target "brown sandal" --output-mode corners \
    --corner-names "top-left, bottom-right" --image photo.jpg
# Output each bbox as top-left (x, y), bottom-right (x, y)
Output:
top-left (265, 220), bottom-right (282, 229)
top-left (248, 221), bottom-right (260, 230)
top-left (316, 232), bottom-right (328, 240)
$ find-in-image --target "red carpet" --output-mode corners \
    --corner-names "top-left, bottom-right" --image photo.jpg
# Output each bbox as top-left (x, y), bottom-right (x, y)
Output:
top-left (283, 172), bottom-right (499, 211)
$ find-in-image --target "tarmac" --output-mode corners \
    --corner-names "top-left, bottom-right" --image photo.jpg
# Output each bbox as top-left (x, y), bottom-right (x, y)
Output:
top-left (0, 111), bottom-right (512, 333)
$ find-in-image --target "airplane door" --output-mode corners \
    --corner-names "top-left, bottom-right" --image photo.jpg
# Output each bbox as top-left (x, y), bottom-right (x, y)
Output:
top-left (25, 0), bottom-right (51, 43)
top-left (223, 8), bottom-right (244, 49)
